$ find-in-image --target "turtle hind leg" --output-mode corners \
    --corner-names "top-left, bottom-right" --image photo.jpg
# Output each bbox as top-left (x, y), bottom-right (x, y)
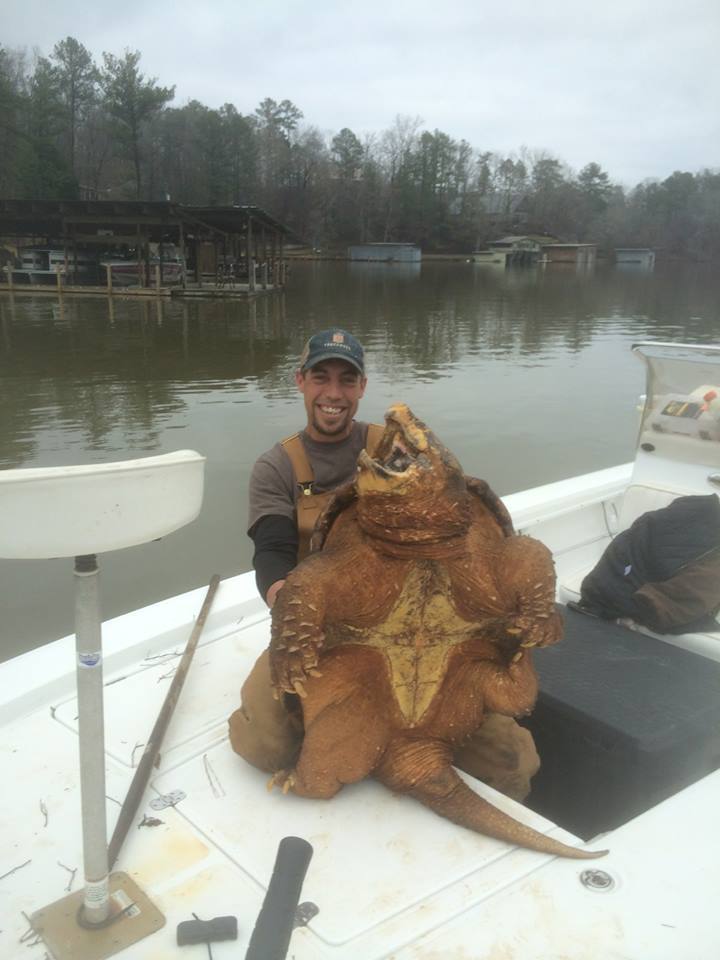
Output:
top-left (278, 645), bottom-right (393, 799)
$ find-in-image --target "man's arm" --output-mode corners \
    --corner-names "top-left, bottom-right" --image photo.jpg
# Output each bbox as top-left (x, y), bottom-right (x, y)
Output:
top-left (249, 514), bottom-right (298, 605)
top-left (247, 449), bottom-right (298, 605)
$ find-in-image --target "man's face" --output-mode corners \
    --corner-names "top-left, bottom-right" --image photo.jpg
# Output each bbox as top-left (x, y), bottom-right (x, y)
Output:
top-left (295, 359), bottom-right (367, 442)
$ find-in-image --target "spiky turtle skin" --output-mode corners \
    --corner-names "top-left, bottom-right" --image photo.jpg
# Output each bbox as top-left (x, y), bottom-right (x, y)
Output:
top-left (269, 404), bottom-right (605, 859)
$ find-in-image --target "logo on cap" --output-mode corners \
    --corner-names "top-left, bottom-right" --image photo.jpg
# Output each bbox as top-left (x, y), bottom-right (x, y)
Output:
top-left (332, 333), bottom-right (345, 344)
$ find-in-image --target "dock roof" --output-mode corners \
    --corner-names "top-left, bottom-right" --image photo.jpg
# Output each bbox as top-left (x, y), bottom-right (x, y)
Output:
top-left (0, 199), bottom-right (292, 242)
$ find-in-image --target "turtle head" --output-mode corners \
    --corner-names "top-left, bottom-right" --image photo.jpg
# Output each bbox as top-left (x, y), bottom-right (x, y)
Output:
top-left (356, 404), bottom-right (470, 545)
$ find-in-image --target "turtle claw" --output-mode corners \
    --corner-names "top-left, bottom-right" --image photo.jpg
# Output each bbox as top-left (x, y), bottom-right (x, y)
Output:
top-left (267, 769), bottom-right (297, 794)
top-left (270, 615), bottom-right (325, 697)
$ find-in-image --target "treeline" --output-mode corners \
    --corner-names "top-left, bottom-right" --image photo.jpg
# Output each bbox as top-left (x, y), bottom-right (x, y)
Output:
top-left (1, 38), bottom-right (719, 258)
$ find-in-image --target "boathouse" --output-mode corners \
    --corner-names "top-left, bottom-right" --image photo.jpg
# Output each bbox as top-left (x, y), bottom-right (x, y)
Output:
top-left (347, 243), bottom-right (421, 263)
top-left (473, 236), bottom-right (545, 266)
top-left (615, 248), bottom-right (655, 268)
top-left (540, 243), bottom-right (597, 267)
top-left (0, 199), bottom-right (293, 296)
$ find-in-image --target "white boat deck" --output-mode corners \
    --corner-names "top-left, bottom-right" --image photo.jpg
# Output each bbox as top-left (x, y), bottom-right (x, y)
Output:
top-left (2, 567), bottom-right (720, 959)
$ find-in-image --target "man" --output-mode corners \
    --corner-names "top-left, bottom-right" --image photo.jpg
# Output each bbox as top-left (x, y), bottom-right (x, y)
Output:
top-left (229, 328), bottom-right (539, 802)
top-left (247, 328), bottom-right (382, 606)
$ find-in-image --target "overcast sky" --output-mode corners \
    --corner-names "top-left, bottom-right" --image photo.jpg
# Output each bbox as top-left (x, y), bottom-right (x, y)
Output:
top-left (4, 0), bottom-right (719, 186)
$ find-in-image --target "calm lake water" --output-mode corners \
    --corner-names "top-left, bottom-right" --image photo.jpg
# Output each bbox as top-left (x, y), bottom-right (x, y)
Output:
top-left (1, 260), bottom-right (718, 660)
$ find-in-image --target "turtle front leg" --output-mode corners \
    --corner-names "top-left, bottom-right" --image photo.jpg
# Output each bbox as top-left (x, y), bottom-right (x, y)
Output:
top-left (270, 560), bottom-right (328, 698)
top-left (498, 536), bottom-right (563, 653)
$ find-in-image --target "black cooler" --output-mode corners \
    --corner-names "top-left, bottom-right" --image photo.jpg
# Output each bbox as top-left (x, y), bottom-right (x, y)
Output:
top-left (523, 605), bottom-right (720, 840)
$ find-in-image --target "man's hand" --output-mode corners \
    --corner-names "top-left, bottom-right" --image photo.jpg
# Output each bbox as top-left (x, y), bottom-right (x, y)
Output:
top-left (266, 579), bottom-right (286, 608)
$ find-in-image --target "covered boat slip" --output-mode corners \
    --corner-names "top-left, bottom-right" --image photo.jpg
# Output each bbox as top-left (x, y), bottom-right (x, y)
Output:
top-left (0, 199), bottom-right (291, 298)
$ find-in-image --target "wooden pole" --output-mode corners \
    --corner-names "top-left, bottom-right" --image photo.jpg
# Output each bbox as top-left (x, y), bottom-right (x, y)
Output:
top-left (107, 575), bottom-right (220, 869)
top-left (260, 226), bottom-right (267, 289)
top-left (136, 224), bottom-right (143, 288)
top-left (106, 262), bottom-right (113, 295)
top-left (246, 216), bottom-right (253, 291)
top-left (6, 264), bottom-right (13, 291)
top-left (155, 264), bottom-right (161, 294)
top-left (56, 264), bottom-right (63, 296)
top-left (178, 221), bottom-right (186, 288)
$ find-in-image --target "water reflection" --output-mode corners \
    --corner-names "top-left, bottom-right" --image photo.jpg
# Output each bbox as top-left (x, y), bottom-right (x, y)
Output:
top-left (2, 264), bottom-right (718, 470)
top-left (348, 261), bottom-right (422, 280)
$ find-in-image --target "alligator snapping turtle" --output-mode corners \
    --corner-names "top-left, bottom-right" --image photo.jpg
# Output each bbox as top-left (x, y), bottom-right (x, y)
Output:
top-left (269, 403), bottom-right (605, 859)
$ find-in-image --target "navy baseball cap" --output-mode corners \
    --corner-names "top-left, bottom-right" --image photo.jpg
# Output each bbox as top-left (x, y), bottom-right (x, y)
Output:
top-left (299, 328), bottom-right (365, 375)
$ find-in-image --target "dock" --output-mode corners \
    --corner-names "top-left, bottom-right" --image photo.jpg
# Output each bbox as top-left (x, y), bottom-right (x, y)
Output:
top-left (0, 277), bottom-right (284, 301)
top-left (0, 199), bottom-right (293, 301)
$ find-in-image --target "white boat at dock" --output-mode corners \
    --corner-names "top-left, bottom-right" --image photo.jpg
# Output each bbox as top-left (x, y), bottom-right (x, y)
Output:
top-left (1, 342), bottom-right (719, 959)
top-left (13, 247), bottom-right (96, 284)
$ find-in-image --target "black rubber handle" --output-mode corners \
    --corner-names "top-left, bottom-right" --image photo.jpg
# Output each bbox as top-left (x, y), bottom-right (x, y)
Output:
top-left (244, 836), bottom-right (314, 960)
top-left (177, 915), bottom-right (238, 945)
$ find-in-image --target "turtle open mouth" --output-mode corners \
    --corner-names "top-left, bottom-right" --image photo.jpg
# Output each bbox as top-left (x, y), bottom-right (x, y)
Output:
top-left (383, 434), bottom-right (414, 473)
top-left (369, 419), bottom-right (419, 476)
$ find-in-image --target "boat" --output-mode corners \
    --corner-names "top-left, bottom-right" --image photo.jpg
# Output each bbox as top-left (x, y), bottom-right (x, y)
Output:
top-left (1, 341), bottom-right (719, 959)
top-left (100, 243), bottom-right (185, 287)
top-left (615, 248), bottom-right (656, 269)
top-left (12, 247), bottom-right (97, 284)
top-left (472, 249), bottom-right (508, 266)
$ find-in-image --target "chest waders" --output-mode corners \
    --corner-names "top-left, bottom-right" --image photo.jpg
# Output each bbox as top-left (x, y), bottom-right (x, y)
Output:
top-left (281, 423), bottom-right (384, 561)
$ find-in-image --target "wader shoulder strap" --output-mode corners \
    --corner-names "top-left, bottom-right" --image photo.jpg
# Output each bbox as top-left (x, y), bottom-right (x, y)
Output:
top-left (280, 433), bottom-right (314, 488)
top-left (281, 433), bottom-right (320, 560)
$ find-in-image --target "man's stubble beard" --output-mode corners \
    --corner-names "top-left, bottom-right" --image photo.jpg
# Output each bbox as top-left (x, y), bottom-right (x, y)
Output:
top-left (312, 411), bottom-right (350, 438)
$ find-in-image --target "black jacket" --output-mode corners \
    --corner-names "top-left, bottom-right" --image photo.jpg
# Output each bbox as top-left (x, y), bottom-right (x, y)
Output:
top-left (580, 494), bottom-right (720, 633)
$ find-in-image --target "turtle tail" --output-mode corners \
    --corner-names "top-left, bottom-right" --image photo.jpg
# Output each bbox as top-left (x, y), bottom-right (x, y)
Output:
top-left (375, 740), bottom-right (607, 861)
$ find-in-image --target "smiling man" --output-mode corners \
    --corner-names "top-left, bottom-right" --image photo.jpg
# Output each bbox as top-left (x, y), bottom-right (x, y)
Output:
top-left (247, 328), bottom-right (382, 608)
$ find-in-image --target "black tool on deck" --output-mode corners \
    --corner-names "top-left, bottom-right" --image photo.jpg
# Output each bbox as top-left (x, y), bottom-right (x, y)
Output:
top-left (244, 836), bottom-right (314, 960)
top-left (177, 914), bottom-right (238, 959)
